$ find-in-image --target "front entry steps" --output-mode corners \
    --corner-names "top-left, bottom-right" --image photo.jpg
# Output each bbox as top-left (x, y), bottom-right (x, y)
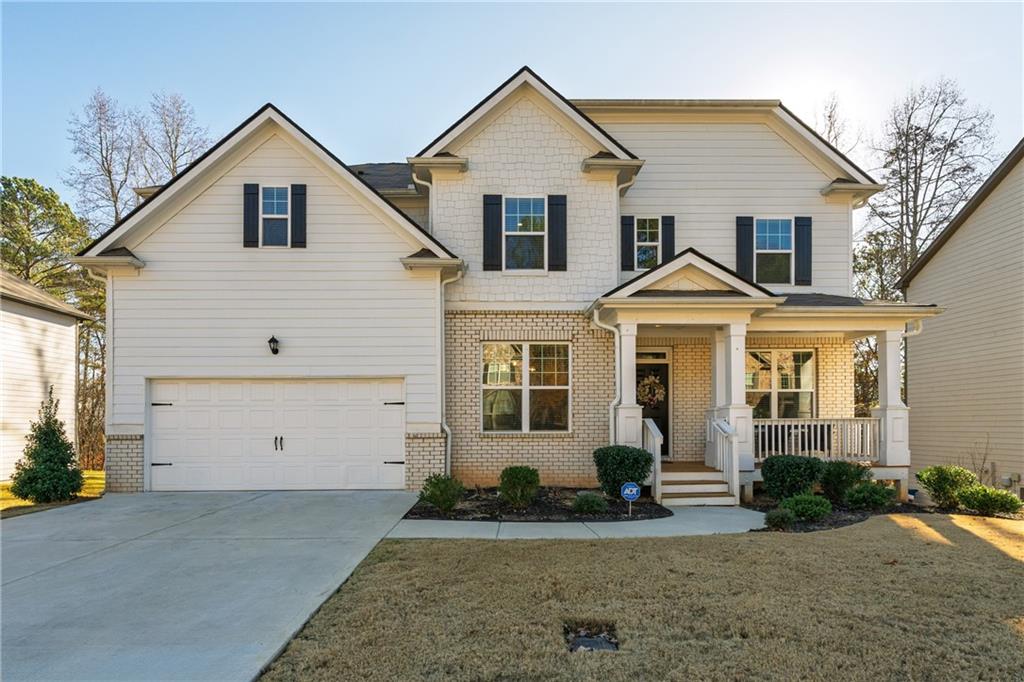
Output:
top-left (660, 462), bottom-right (735, 507)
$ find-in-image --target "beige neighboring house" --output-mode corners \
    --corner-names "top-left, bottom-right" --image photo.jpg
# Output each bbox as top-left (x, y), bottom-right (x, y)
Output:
top-left (1, 271), bottom-right (89, 480)
top-left (75, 67), bottom-right (941, 504)
top-left (900, 138), bottom-right (1024, 498)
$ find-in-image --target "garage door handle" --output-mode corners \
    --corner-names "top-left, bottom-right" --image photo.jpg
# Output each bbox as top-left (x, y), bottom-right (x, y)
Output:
top-left (274, 436), bottom-right (279, 451)
top-left (151, 462), bottom-right (173, 467)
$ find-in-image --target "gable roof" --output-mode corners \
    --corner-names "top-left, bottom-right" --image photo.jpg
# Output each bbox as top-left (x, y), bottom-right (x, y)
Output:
top-left (79, 104), bottom-right (456, 259)
top-left (603, 248), bottom-right (776, 299)
top-left (0, 271), bottom-right (91, 320)
top-left (898, 137), bottom-right (1024, 290)
top-left (350, 163), bottom-right (416, 192)
top-left (417, 66), bottom-right (637, 160)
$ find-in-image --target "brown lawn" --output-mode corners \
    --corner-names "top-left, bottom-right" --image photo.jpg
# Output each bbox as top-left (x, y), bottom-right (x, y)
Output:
top-left (263, 514), bottom-right (1024, 681)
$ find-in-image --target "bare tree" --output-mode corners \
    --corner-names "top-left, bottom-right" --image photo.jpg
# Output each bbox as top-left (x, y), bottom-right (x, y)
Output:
top-left (134, 93), bottom-right (212, 185)
top-left (815, 92), bottom-right (861, 156)
top-left (65, 89), bottom-right (138, 227)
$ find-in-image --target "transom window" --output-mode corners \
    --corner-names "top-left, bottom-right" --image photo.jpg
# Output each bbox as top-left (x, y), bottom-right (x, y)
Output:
top-left (635, 217), bottom-right (661, 270)
top-left (482, 343), bottom-right (570, 432)
top-left (754, 218), bottom-right (793, 284)
top-left (261, 186), bottom-right (289, 247)
top-left (745, 350), bottom-right (815, 418)
top-left (504, 197), bottom-right (546, 270)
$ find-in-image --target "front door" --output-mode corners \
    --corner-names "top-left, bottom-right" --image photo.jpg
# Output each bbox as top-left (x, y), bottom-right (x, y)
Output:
top-left (636, 363), bottom-right (669, 458)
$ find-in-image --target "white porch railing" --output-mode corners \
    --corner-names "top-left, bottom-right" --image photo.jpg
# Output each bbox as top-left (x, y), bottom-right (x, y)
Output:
top-left (752, 418), bottom-right (880, 463)
top-left (705, 416), bottom-right (740, 504)
top-left (642, 418), bottom-right (664, 503)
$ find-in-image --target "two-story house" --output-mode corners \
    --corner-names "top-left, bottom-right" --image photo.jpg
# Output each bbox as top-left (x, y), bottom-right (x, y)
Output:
top-left (75, 67), bottom-right (939, 505)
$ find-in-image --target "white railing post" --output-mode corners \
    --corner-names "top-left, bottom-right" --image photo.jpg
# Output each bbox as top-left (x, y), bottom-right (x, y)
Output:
top-left (710, 418), bottom-right (740, 504)
top-left (642, 418), bottom-right (664, 503)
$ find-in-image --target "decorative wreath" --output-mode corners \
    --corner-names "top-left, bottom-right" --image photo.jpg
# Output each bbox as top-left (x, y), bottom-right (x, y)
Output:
top-left (637, 375), bottom-right (667, 408)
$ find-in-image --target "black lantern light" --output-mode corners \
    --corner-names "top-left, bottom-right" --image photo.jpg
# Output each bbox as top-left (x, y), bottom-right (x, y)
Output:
top-left (267, 336), bottom-right (280, 355)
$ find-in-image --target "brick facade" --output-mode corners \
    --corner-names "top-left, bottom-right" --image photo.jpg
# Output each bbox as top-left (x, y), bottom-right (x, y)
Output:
top-left (105, 434), bottom-right (144, 492)
top-left (404, 432), bottom-right (447, 491)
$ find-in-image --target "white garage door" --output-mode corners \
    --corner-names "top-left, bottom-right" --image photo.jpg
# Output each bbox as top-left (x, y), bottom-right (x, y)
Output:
top-left (149, 379), bottom-right (406, 491)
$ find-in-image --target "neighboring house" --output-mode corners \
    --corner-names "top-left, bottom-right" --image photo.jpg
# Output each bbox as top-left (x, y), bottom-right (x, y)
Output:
top-left (899, 139), bottom-right (1024, 498)
top-left (75, 67), bottom-right (940, 504)
top-left (1, 271), bottom-right (89, 479)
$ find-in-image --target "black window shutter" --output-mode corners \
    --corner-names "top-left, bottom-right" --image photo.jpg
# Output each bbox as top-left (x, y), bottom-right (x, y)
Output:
top-left (547, 195), bottom-right (567, 271)
top-left (620, 215), bottom-right (635, 271)
top-left (661, 216), bottom-right (675, 264)
top-left (243, 184), bottom-right (259, 248)
top-left (794, 216), bottom-right (812, 285)
top-left (735, 216), bottom-right (754, 280)
top-left (291, 184), bottom-right (307, 248)
top-left (483, 194), bottom-right (502, 270)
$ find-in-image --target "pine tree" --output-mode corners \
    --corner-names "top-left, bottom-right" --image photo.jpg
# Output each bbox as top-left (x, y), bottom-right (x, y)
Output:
top-left (10, 387), bottom-right (84, 503)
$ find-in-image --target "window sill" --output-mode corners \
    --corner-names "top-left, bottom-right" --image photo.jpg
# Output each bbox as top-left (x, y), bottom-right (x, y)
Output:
top-left (499, 270), bottom-right (550, 277)
top-left (480, 430), bottom-right (573, 437)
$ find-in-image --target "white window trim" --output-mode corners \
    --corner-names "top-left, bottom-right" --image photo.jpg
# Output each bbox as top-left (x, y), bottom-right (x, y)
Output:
top-left (634, 216), bottom-right (661, 271)
top-left (745, 349), bottom-right (816, 419)
top-left (480, 342), bottom-right (572, 434)
top-left (502, 196), bottom-right (547, 272)
top-left (260, 185), bottom-right (290, 248)
top-left (753, 216), bottom-right (794, 285)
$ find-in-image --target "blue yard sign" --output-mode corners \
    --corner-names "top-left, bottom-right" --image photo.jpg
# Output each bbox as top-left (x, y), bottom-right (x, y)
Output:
top-left (620, 482), bottom-right (641, 502)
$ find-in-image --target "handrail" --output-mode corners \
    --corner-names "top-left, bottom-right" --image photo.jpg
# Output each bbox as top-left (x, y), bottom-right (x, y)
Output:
top-left (707, 417), bottom-right (740, 504)
top-left (642, 418), bottom-right (664, 503)
top-left (752, 418), bottom-right (880, 462)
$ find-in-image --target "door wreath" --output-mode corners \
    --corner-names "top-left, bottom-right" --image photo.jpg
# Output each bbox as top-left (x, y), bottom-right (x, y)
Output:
top-left (637, 375), bottom-right (667, 408)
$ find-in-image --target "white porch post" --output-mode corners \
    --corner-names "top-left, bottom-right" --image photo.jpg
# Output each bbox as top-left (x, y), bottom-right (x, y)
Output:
top-left (710, 328), bottom-right (727, 410)
top-left (720, 323), bottom-right (754, 471)
top-left (872, 330), bottom-right (910, 488)
top-left (614, 323), bottom-right (644, 447)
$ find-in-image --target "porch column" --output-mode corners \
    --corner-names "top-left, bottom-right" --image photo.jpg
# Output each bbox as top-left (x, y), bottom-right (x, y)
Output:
top-left (872, 329), bottom-right (910, 469)
top-left (710, 328), bottom-right (727, 409)
top-left (720, 323), bottom-right (754, 471)
top-left (614, 323), bottom-right (644, 447)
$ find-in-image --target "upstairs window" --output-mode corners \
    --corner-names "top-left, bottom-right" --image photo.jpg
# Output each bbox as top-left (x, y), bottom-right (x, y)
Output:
top-left (504, 197), bottom-right (546, 270)
top-left (635, 217), bottom-right (661, 270)
top-left (754, 218), bottom-right (793, 284)
top-left (261, 186), bottom-right (289, 247)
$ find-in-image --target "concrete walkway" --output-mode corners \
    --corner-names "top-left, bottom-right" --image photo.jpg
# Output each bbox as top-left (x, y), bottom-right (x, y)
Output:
top-left (387, 506), bottom-right (765, 539)
top-left (1, 491), bottom-right (416, 682)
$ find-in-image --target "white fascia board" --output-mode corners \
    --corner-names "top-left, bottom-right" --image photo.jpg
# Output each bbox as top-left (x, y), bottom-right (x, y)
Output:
top-left (609, 252), bottom-right (771, 299)
top-left (773, 107), bottom-right (875, 185)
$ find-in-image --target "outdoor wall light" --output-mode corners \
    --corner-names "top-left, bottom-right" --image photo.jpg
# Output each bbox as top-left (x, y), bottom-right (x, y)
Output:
top-left (267, 336), bottom-right (280, 355)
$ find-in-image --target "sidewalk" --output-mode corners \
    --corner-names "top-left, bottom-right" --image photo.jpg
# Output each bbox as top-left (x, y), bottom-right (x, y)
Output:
top-left (386, 506), bottom-right (765, 540)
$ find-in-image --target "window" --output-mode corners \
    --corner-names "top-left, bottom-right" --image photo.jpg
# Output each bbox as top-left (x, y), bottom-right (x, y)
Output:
top-left (482, 343), bottom-right (569, 432)
top-left (504, 197), bottom-right (545, 270)
top-left (745, 350), bottom-right (815, 418)
top-left (635, 217), bottom-right (660, 270)
top-left (261, 186), bottom-right (289, 247)
top-left (754, 218), bottom-right (793, 284)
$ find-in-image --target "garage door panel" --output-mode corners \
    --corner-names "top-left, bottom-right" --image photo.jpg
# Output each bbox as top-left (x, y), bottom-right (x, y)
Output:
top-left (150, 379), bottom-right (406, 491)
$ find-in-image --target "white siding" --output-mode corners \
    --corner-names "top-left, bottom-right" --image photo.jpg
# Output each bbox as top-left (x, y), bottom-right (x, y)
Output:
top-left (1, 300), bottom-right (78, 479)
top-left (109, 132), bottom-right (442, 434)
top-left (907, 158), bottom-right (1024, 487)
top-left (592, 119), bottom-right (854, 295)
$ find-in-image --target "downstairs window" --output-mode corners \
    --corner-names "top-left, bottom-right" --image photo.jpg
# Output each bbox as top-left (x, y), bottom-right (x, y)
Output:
top-left (745, 350), bottom-right (815, 418)
top-left (482, 343), bottom-right (570, 432)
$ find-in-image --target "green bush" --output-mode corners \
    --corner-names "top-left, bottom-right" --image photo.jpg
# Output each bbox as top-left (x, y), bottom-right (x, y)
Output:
top-left (499, 466), bottom-right (541, 508)
top-left (419, 474), bottom-right (464, 514)
top-left (846, 482), bottom-right (897, 511)
top-left (780, 493), bottom-right (832, 521)
top-left (820, 461), bottom-right (872, 505)
top-left (916, 465), bottom-right (977, 508)
top-left (592, 446), bottom-right (653, 498)
top-left (572, 492), bottom-right (609, 514)
top-left (764, 507), bottom-right (796, 531)
top-left (761, 455), bottom-right (824, 500)
top-left (957, 484), bottom-right (1022, 516)
top-left (10, 388), bottom-right (83, 504)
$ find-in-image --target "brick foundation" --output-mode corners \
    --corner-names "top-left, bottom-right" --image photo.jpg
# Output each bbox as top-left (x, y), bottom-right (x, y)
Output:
top-left (405, 432), bottom-right (447, 491)
top-left (105, 434), bottom-right (144, 492)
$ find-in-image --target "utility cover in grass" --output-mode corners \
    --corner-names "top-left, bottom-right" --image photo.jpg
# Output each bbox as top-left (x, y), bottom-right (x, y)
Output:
top-left (564, 622), bottom-right (619, 652)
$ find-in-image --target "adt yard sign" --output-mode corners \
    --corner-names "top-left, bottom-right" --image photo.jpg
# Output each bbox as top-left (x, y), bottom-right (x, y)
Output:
top-left (620, 482), bottom-right (641, 502)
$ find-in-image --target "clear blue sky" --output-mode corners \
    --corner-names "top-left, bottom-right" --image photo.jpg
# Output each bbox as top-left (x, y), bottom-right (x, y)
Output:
top-left (3, 2), bottom-right (1021, 200)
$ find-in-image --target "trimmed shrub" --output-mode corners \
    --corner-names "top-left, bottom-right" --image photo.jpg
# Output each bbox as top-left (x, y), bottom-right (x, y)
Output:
top-left (572, 492), bottom-right (609, 514)
top-left (916, 465), bottom-right (977, 509)
top-left (958, 484), bottom-right (1022, 516)
top-left (499, 466), bottom-right (541, 508)
top-left (846, 482), bottom-right (897, 511)
top-left (780, 493), bottom-right (832, 521)
top-left (419, 474), bottom-right (464, 514)
top-left (764, 507), bottom-right (796, 531)
top-left (761, 455), bottom-right (824, 501)
top-left (820, 461), bottom-right (872, 505)
top-left (592, 446), bottom-right (654, 498)
top-left (10, 388), bottom-right (83, 504)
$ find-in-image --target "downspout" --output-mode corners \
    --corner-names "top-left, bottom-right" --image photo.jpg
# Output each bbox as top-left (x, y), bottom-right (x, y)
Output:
top-left (411, 170), bottom-right (433, 233)
top-left (591, 306), bottom-right (620, 445)
top-left (439, 266), bottom-right (464, 475)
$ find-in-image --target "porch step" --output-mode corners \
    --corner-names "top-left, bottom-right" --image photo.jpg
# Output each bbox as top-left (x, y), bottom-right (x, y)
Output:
top-left (662, 480), bottom-right (730, 494)
top-left (662, 470), bottom-right (727, 483)
top-left (661, 492), bottom-right (737, 507)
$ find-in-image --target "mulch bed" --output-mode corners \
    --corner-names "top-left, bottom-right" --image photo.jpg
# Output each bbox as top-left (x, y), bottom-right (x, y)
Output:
top-left (405, 486), bottom-right (672, 522)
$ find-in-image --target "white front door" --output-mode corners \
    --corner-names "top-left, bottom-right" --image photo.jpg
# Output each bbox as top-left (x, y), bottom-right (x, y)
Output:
top-left (148, 379), bottom-right (405, 491)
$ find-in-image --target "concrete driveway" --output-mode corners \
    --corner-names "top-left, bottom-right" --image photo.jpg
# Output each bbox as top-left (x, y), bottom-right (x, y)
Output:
top-left (1, 491), bottom-right (416, 681)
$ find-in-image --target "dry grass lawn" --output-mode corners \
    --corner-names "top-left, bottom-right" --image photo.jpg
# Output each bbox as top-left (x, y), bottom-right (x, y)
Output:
top-left (0, 470), bottom-right (105, 517)
top-left (263, 514), bottom-right (1024, 681)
